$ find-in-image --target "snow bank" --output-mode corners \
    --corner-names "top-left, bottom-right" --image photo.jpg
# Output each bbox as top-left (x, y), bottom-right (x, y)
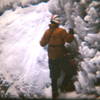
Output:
top-left (0, 0), bottom-right (49, 14)
top-left (0, 2), bottom-right (51, 98)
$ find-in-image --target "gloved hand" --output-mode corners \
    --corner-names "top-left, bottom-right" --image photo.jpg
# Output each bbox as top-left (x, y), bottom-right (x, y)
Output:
top-left (64, 42), bottom-right (70, 48)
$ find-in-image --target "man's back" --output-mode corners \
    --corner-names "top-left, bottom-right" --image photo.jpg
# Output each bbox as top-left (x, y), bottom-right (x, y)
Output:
top-left (40, 27), bottom-right (74, 59)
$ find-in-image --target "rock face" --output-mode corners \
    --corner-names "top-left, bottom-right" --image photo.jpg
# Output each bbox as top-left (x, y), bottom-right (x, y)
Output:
top-left (48, 0), bottom-right (100, 96)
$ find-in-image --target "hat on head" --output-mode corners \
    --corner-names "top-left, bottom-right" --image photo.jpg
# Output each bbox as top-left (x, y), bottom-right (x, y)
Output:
top-left (51, 14), bottom-right (60, 24)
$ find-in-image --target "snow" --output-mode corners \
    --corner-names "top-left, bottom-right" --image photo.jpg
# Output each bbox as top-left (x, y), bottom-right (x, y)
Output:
top-left (43, 87), bottom-right (97, 99)
top-left (0, 0), bottom-right (48, 13)
top-left (0, 2), bottom-right (51, 98)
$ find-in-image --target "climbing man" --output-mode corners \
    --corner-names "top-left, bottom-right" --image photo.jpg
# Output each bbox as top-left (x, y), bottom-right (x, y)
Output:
top-left (40, 14), bottom-right (75, 98)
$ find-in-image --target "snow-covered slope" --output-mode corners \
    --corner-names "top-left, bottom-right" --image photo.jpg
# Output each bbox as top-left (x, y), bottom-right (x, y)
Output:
top-left (0, 2), bottom-right (51, 98)
top-left (0, 0), bottom-right (48, 14)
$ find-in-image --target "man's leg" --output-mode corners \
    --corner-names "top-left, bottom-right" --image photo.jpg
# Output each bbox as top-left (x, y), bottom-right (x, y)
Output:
top-left (49, 59), bottom-right (60, 98)
top-left (51, 77), bottom-right (59, 98)
top-left (60, 58), bottom-right (74, 92)
top-left (61, 73), bottom-right (74, 92)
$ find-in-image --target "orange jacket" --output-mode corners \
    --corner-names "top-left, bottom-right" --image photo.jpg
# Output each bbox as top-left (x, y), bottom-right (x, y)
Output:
top-left (40, 27), bottom-right (74, 59)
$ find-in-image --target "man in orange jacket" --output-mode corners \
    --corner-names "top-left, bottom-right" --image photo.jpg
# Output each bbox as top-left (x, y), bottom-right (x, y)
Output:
top-left (40, 15), bottom-right (75, 98)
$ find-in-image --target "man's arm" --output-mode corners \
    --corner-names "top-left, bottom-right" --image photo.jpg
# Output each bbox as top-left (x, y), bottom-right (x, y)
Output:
top-left (40, 30), bottom-right (50, 47)
top-left (62, 29), bottom-right (74, 42)
top-left (61, 29), bottom-right (74, 48)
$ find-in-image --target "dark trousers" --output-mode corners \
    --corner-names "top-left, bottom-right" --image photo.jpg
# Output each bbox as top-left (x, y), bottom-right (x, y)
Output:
top-left (49, 56), bottom-right (74, 98)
